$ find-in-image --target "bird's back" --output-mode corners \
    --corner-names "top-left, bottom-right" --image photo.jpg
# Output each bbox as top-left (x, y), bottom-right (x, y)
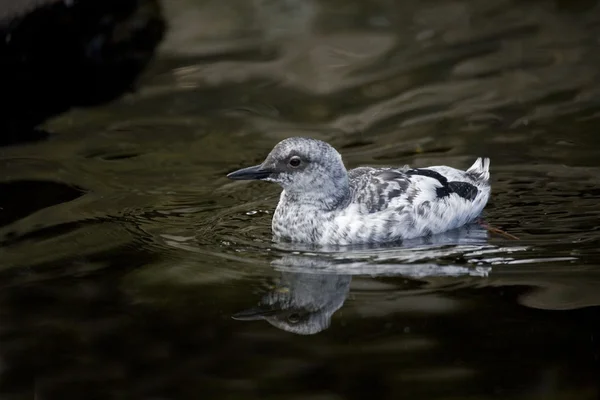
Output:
top-left (326, 158), bottom-right (491, 243)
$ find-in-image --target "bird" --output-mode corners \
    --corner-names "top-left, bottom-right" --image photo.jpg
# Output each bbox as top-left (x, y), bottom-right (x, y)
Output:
top-left (227, 137), bottom-right (491, 245)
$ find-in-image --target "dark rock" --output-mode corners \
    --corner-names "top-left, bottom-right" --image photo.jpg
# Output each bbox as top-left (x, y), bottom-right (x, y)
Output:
top-left (0, 0), bottom-right (166, 144)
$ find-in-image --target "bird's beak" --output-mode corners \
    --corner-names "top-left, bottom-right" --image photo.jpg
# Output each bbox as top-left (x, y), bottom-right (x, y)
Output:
top-left (227, 164), bottom-right (272, 180)
top-left (231, 306), bottom-right (278, 321)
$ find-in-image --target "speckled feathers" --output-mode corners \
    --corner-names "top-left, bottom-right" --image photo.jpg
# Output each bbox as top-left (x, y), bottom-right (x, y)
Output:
top-left (228, 137), bottom-right (491, 245)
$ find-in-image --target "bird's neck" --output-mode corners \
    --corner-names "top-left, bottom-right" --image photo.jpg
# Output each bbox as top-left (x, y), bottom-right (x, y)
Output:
top-left (273, 188), bottom-right (348, 244)
top-left (283, 180), bottom-right (350, 211)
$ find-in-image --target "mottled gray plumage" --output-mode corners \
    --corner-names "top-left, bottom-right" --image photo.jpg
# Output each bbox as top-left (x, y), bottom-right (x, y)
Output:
top-left (227, 137), bottom-right (491, 245)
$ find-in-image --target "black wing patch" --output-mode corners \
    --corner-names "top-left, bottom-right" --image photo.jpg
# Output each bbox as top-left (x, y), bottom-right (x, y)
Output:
top-left (406, 169), bottom-right (479, 201)
top-left (447, 181), bottom-right (478, 201)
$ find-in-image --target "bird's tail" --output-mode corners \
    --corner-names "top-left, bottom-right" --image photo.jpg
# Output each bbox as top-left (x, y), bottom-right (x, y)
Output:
top-left (467, 157), bottom-right (490, 181)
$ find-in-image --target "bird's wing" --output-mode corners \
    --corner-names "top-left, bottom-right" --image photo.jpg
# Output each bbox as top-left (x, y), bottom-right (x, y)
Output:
top-left (338, 163), bottom-right (491, 242)
top-left (348, 165), bottom-right (485, 214)
top-left (348, 167), bottom-right (417, 213)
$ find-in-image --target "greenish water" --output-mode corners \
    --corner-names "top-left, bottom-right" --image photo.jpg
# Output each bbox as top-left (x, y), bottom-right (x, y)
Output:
top-left (1, 0), bottom-right (600, 398)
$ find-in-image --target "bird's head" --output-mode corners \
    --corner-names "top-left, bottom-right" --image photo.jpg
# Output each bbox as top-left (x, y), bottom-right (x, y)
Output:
top-left (227, 137), bottom-right (349, 207)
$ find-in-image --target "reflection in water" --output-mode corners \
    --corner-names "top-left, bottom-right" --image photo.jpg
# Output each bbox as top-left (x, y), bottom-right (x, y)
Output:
top-left (235, 224), bottom-right (492, 335)
top-left (0, 180), bottom-right (85, 227)
top-left (232, 267), bottom-right (352, 335)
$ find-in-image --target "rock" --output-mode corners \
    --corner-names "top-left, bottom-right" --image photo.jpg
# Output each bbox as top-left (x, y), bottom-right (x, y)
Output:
top-left (0, 0), bottom-right (165, 144)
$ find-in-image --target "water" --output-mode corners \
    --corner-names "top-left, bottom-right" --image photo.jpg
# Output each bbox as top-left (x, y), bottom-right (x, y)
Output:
top-left (1, 0), bottom-right (600, 398)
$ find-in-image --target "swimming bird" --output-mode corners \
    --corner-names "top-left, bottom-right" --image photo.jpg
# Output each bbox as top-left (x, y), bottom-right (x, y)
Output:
top-left (227, 137), bottom-right (491, 245)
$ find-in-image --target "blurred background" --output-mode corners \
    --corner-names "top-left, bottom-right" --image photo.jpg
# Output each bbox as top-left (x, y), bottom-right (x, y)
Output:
top-left (1, 0), bottom-right (599, 399)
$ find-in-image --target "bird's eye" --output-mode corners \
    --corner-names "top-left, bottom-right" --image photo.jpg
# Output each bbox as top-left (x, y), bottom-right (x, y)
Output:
top-left (288, 313), bottom-right (301, 323)
top-left (288, 156), bottom-right (302, 168)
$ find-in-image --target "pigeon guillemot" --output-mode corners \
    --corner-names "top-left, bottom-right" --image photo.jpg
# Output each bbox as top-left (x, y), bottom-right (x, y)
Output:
top-left (227, 137), bottom-right (491, 245)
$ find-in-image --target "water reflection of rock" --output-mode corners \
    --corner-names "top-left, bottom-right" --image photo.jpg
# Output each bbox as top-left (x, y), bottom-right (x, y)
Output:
top-left (234, 224), bottom-right (492, 335)
top-left (0, 180), bottom-right (85, 228)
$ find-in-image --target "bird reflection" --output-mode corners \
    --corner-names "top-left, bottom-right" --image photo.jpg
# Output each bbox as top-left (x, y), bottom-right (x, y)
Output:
top-left (232, 256), bottom-right (352, 335)
top-left (233, 223), bottom-right (493, 335)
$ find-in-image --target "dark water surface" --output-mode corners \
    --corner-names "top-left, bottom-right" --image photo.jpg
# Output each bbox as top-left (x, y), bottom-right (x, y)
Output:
top-left (2, 0), bottom-right (600, 398)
